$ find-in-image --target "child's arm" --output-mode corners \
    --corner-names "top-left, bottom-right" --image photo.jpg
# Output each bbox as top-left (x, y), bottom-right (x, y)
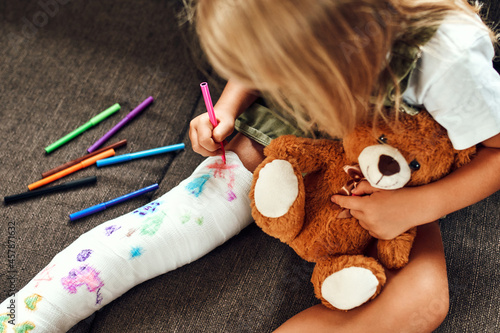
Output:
top-left (189, 79), bottom-right (258, 156)
top-left (331, 133), bottom-right (500, 240)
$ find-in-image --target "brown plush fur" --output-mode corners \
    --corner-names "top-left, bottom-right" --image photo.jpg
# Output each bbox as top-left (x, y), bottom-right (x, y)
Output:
top-left (249, 110), bottom-right (476, 310)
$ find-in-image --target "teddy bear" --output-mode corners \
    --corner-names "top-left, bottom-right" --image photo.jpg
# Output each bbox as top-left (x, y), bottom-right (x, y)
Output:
top-left (249, 110), bottom-right (475, 311)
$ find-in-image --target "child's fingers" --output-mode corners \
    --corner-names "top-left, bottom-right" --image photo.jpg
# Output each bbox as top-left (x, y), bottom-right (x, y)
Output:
top-left (350, 210), bottom-right (370, 229)
top-left (331, 194), bottom-right (364, 211)
top-left (351, 181), bottom-right (377, 195)
top-left (189, 126), bottom-right (216, 157)
top-left (213, 122), bottom-right (234, 143)
top-left (331, 197), bottom-right (376, 236)
top-left (212, 114), bottom-right (235, 143)
top-left (189, 114), bottom-right (220, 155)
top-left (198, 126), bottom-right (220, 151)
top-left (188, 112), bottom-right (234, 157)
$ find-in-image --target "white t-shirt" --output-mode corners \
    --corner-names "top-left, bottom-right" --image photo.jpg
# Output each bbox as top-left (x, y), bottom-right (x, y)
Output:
top-left (403, 13), bottom-right (500, 150)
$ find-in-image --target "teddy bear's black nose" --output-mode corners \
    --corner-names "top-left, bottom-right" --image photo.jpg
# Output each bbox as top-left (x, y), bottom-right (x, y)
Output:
top-left (378, 154), bottom-right (400, 176)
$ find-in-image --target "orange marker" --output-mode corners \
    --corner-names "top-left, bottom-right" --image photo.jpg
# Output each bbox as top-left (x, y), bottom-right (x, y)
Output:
top-left (28, 149), bottom-right (115, 190)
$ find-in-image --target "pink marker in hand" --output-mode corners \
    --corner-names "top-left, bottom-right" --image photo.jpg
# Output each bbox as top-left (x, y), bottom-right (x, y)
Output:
top-left (200, 82), bottom-right (226, 163)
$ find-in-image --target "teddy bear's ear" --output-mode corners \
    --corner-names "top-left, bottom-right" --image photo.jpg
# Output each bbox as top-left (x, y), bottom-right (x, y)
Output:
top-left (452, 146), bottom-right (477, 171)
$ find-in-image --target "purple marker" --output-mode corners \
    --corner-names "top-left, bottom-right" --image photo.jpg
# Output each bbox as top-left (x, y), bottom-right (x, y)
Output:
top-left (87, 96), bottom-right (154, 153)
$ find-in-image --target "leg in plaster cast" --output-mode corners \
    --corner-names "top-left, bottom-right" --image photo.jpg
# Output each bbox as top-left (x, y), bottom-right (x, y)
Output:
top-left (0, 133), bottom-right (264, 333)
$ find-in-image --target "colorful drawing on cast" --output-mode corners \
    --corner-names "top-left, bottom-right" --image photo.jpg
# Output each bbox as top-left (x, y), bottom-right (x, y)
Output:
top-left (13, 322), bottom-right (36, 333)
top-left (180, 213), bottom-right (203, 226)
top-left (227, 190), bottom-right (237, 202)
top-left (140, 211), bottom-right (166, 236)
top-left (186, 160), bottom-right (240, 201)
top-left (0, 314), bottom-right (11, 333)
top-left (133, 201), bottom-right (161, 216)
top-left (130, 246), bottom-right (144, 259)
top-left (61, 264), bottom-right (104, 305)
top-left (126, 228), bottom-right (137, 237)
top-left (95, 288), bottom-right (103, 305)
top-left (206, 160), bottom-right (239, 179)
top-left (185, 174), bottom-right (211, 197)
top-left (77, 249), bottom-right (93, 262)
top-left (104, 225), bottom-right (121, 236)
top-left (0, 314), bottom-right (36, 332)
top-left (207, 161), bottom-right (239, 201)
top-left (24, 294), bottom-right (42, 311)
top-left (33, 264), bottom-right (55, 288)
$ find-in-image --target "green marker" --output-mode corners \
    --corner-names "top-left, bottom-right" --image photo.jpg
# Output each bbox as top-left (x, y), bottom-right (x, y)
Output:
top-left (45, 103), bottom-right (121, 154)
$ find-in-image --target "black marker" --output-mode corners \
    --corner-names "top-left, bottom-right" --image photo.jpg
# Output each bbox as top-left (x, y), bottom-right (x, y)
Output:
top-left (4, 176), bottom-right (97, 204)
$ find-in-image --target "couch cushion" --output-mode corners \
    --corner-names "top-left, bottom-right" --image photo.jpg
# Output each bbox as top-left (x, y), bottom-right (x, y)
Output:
top-left (1, 1), bottom-right (498, 332)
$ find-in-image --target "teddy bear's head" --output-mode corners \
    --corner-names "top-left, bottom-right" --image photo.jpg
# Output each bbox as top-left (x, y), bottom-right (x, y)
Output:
top-left (342, 111), bottom-right (475, 190)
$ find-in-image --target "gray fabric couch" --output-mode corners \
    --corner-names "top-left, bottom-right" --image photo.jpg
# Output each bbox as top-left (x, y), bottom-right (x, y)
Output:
top-left (0, 1), bottom-right (498, 332)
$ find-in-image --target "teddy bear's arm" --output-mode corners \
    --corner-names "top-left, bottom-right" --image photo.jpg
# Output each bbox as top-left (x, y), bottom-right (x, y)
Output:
top-left (250, 156), bottom-right (306, 243)
top-left (264, 135), bottom-right (343, 174)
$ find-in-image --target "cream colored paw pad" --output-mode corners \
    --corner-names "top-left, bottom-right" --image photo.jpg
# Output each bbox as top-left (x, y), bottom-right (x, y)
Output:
top-left (321, 266), bottom-right (379, 310)
top-left (254, 160), bottom-right (299, 218)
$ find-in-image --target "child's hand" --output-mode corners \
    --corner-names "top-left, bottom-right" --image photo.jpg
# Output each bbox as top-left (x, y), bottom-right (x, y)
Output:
top-left (189, 109), bottom-right (235, 157)
top-left (331, 182), bottom-right (434, 240)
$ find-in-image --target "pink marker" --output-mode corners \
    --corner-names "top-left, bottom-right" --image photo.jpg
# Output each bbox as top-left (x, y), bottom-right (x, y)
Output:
top-left (200, 82), bottom-right (226, 163)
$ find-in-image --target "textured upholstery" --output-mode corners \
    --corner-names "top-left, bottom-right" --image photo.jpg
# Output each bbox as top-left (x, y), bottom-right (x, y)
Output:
top-left (0, 1), bottom-right (498, 332)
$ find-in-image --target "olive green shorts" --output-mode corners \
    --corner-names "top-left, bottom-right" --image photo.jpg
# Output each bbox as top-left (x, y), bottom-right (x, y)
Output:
top-left (234, 102), bottom-right (312, 147)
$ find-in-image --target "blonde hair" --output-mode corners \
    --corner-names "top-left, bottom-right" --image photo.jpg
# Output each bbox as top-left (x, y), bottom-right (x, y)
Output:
top-left (190, 0), bottom-right (495, 138)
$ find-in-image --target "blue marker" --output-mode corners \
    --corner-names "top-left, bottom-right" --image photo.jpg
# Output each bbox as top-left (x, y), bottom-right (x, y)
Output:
top-left (96, 143), bottom-right (185, 167)
top-left (69, 184), bottom-right (159, 221)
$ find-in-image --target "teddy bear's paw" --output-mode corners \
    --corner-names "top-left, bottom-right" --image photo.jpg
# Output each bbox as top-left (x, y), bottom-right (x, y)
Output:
top-left (377, 228), bottom-right (416, 269)
top-left (321, 267), bottom-right (380, 310)
top-left (253, 159), bottom-right (299, 218)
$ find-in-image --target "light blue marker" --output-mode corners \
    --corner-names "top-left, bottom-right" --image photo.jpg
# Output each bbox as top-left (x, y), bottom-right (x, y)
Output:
top-left (96, 143), bottom-right (185, 167)
top-left (69, 184), bottom-right (159, 221)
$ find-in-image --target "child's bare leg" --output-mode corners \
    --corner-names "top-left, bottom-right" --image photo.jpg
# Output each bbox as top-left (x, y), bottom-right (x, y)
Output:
top-left (275, 222), bottom-right (449, 333)
top-left (226, 132), bottom-right (266, 172)
top-left (0, 133), bottom-right (264, 333)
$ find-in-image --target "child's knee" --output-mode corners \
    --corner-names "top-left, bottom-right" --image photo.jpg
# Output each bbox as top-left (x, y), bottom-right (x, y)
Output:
top-left (406, 267), bottom-right (450, 331)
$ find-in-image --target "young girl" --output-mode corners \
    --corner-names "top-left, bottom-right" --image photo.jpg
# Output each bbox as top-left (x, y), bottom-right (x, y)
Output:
top-left (2, 0), bottom-right (499, 332)
top-left (192, 0), bottom-right (499, 331)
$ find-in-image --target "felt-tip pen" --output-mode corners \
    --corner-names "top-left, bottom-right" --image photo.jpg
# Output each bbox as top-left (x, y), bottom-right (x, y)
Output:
top-left (28, 149), bottom-right (115, 190)
top-left (45, 103), bottom-right (120, 154)
top-left (4, 176), bottom-right (97, 204)
top-left (200, 82), bottom-right (226, 163)
top-left (42, 139), bottom-right (128, 178)
top-left (69, 183), bottom-right (159, 221)
top-left (96, 143), bottom-right (185, 167)
top-left (87, 97), bottom-right (153, 153)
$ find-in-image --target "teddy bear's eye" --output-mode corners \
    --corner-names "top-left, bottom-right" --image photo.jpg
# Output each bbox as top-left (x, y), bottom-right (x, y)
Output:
top-left (409, 159), bottom-right (420, 171)
top-left (377, 134), bottom-right (387, 144)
